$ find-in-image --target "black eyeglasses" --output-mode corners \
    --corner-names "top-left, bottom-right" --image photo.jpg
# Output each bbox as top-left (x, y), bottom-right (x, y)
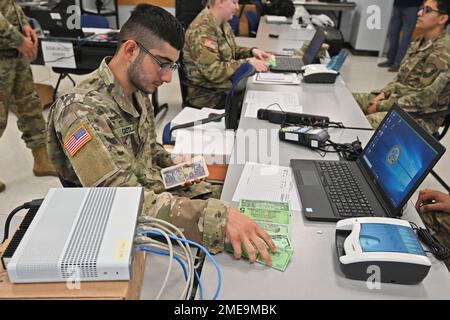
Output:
top-left (123, 40), bottom-right (179, 72)
top-left (419, 5), bottom-right (445, 15)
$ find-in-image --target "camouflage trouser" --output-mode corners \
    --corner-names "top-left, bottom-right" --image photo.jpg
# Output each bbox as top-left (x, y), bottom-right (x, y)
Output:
top-left (0, 57), bottom-right (46, 149)
top-left (353, 92), bottom-right (443, 135)
top-left (419, 211), bottom-right (450, 271)
top-left (186, 86), bottom-right (227, 109)
top-left (353, 93), bottom-right (388, 130)
top-left (170, 180), bottom-right (223, 200)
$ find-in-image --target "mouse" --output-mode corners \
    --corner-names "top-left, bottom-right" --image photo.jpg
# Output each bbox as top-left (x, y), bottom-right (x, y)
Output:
top-left (269, 33), bottom-right (279, 38)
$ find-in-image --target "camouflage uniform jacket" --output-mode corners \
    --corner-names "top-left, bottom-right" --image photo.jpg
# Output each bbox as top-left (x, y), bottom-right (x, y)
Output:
top-left (377, 30), bottom-right (450, 118)
top-left (0, 0), bottom-right (28, 51)
top-left (183, 7), bottom-right (254, 108)
top-left (47, 58), bottom-right (229, 253)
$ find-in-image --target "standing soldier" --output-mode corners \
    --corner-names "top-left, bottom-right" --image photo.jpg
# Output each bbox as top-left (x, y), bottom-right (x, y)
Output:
top-left (0, 0), bottom-right (57, 192)
top-left (183, 0), bottom-right (271, 109)
top-left (353, 0), bottom-right (450, 134)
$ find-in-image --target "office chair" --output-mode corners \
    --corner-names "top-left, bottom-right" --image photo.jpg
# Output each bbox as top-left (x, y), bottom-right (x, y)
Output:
top-left (432, 103), bottom-right (450, 141)
top-left (51, 14), bottom-right (109, 101)
top-left (163, 63), bottom-right (256, 145)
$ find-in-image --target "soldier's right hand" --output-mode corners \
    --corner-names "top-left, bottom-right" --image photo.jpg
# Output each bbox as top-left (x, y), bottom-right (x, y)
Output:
top-left (225, 208), bottom-right (277, 265)
top-left (416, 189), bottom-right (450, 214)
top-left (247, 57), bottom-right (269, 73)
top-left (17, 37), bottom-right (37, 61)
top-left (370, 92), bottom-right (385, 105)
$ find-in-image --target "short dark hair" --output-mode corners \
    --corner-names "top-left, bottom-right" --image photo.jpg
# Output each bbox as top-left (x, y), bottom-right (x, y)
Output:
top-left (435, 0), bottom-right (450, 26)
top-left (118, 4), bottom-right (184, 51)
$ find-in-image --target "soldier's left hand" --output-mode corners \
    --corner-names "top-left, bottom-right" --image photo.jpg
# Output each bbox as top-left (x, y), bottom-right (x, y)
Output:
top-left (252, 48), bottom-right (272, 61)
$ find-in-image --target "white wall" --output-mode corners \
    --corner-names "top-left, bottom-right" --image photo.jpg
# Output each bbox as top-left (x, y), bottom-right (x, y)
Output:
top-left (340, 0), bottom-right (394, 55)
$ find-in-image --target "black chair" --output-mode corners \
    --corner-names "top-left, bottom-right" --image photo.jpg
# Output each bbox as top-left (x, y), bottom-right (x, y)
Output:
top-left (163, 63), bottom-right (256, 144)
top-left (433, 108), bottom-right (450, 141)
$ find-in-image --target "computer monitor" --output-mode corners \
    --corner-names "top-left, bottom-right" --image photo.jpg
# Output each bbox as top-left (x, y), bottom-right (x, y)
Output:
top-left (302, 28), bottom-right (326, 65)
top-left (361, 106), bottom-right (446, 211)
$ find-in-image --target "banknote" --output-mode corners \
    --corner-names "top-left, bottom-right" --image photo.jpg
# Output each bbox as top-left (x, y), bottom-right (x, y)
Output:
top-left (161, 156), bottom-right (209, 189)
top-left (241, 207), bottom-right (290, 225)
top-left (239, 199), bottom-right (290, 212)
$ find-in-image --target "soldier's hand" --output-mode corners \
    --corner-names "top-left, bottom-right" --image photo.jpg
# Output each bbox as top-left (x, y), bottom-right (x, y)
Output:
top-left (225, 208), bottom-right (277, 265)
top-left (251, 48), bottom-right (272, 61)
top-left (370, 92), bottom-right (385, 105)
top-left (367, 102), bottom-right (378, 114)
top-left (415, 189), bottom-right (450, 214)
top-left (17, 37), bottom-right (37, 61)
top-left (248, 57), bottom-right (269, 73)
top-left (23, 25), bottom-right (38, 48)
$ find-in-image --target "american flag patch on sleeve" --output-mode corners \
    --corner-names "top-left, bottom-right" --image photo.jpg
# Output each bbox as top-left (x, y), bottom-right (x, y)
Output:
top-left (64, 125), bottom-right (92, 157)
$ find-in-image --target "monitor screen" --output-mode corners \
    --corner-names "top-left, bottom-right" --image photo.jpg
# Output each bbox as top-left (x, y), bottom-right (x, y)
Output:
top-left (327, 49), bottom-right (349, 71)
top-left (362, 110), bottom-right (439, 209)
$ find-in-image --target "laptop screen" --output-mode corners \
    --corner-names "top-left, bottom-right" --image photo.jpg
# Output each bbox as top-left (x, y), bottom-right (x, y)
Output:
top-left (362, 109), bottom-right (440, 209)
top-left (302, 28), bottom-right (326, 65)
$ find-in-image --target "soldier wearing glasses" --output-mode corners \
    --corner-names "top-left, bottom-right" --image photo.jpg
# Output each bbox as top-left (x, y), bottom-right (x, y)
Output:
top-left (47, 4), bottom-right (276, 264)
top-left (354, 0), bottom-right (450, 135)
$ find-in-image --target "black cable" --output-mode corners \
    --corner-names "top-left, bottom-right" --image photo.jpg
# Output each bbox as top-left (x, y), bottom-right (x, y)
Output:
top-left (410, 221), bottom-right (450, 261)
top-left (2, 199), bottom-right (44, 244)
top-left (431, 170), bottom-right (450, 194)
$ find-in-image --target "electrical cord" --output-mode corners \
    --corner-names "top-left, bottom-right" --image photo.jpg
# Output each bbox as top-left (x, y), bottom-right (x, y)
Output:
top-left (140, 230), bottom-right (222, 300)
top-left (2, 199), bottom-right (43, 244)
top-left (136, 216), bottom-right (196, 299)
top-left (410, 221), bottom-right (450, 261)
top-left (314, 138), bottom-right (363, 161)
top-left (140, 247), bottom-right (204, 300)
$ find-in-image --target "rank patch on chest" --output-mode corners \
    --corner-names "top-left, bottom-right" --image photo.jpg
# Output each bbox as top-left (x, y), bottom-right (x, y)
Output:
top-left (64, 126), bottom-right (92, 157)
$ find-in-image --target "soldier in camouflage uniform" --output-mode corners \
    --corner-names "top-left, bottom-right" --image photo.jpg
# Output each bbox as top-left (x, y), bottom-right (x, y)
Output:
top-left (183, 0), bottom-right (272, 109)
top-left (47, 5), bottom-right (276, 262)
top-left (416, 189), bottom-right (450, 271)
top-left (353, 0), bottom-right (450, 135)
top-left (0, 0), bottom-right (57, 192)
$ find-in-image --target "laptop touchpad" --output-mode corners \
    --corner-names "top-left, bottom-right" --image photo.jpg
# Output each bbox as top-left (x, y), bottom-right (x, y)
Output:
top-left (300, 170), bottom-right (320, 186)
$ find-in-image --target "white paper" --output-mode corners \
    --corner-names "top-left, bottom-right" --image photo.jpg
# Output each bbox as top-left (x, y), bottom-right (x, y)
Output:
top-left (232, 162), bottom-right (301, 211)
top-left (253, 73), bottom-right (301, 85)
top-left (244, 102), bottom-right (303, 118)
top-left (266, 15), bottom-right (288, 23)
top-left (41, 41), bottom-right (76, 69)
top-left (170, 107), bottom-right (225, 135)
top-left (170, 128), bottom-right (235, 165)
top-left (244, 90), bottom-right (299, 106)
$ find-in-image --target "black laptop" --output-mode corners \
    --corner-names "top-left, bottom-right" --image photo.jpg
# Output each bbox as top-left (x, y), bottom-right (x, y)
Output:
top-left (291, 105), bottom-right (446, 222)
top-left (29, 10), bottom-right (93, 38)
top-left (270, 28), bottom-right (326, 73)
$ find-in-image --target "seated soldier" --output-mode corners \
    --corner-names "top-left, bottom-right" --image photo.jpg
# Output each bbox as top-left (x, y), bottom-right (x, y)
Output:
top-left (353, 0), bottom-right (450, 134)
top-left (183, 0), bottom-right (272, 109)
top-left (47, 5), bottom-right (276, 264)
top-left (416, 188), bottom-right (450, 271)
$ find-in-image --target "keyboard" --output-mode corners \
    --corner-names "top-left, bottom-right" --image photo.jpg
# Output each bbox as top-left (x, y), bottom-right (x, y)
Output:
top-left (272, 56), bottom-right (304, 72)
top-left (317, 161), bottom-right (375, 217)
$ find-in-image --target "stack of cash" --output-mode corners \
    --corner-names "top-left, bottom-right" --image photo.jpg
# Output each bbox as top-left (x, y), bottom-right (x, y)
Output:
top-left (227, 199), bottom-right (294, 271)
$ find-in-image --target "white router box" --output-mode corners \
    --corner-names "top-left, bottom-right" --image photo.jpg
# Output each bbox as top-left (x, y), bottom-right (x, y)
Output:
top-left (7, 187), bottom-right (143, 283)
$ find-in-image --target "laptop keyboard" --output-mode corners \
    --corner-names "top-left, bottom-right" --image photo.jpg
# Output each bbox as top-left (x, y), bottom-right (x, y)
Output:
top-left (317, 161), bottom-right (375, 217)
top-left (274, 56), bottom-right (303, 72)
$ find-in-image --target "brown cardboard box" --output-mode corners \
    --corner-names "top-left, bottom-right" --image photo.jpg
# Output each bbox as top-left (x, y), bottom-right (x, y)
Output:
top-left (0, 240), bottom-right (145, 300)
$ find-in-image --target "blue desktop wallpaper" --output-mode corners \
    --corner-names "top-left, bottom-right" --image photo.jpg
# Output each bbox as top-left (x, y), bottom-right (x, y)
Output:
top-left (363, 111), bottom-right (438, 208)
